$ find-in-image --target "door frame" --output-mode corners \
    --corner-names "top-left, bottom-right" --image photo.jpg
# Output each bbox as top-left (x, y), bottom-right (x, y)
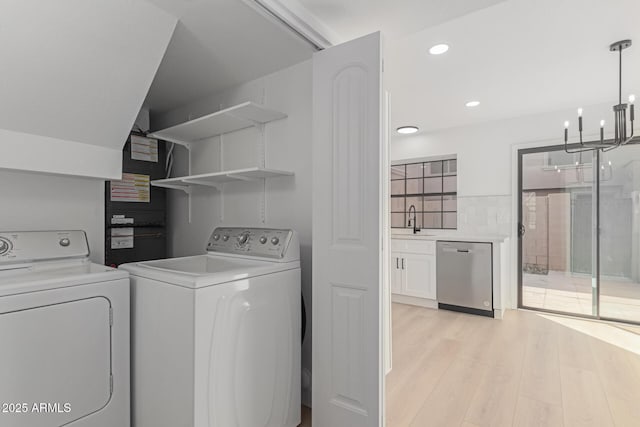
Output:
top-left (517, 143), bottom-right (640, 325)
top-left (517, 143), bottom-right (599, 320)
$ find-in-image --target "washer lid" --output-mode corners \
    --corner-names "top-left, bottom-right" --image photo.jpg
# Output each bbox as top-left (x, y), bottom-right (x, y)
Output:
top-left (120, 254), bottom-right (300, 288)
top-left (0, 261), bottom-right (128, 297)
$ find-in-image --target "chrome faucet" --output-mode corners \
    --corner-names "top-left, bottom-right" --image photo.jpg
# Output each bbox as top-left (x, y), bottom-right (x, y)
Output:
top-left (407, 204), bottom-right (420, 234)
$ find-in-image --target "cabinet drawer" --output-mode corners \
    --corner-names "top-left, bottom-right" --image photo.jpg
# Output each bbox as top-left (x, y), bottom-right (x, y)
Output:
top-left (391, 239), bottom-right (435, 255)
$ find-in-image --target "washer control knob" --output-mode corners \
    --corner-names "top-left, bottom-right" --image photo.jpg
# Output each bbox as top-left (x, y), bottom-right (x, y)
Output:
top-left (59, 238), bottom-right (71, 247)
top-left (222, 235), bottom-right (230, 242)
top-left (212, 234), bottom-right (220, 241)
top-left (270, 237), bottom-right (279, 245)
top-left (0, 238), bottom-right (9, 255)
top-left (259, 236), bottom-right (268, 244)
top-left (237, 234), bottom-right (249, 245)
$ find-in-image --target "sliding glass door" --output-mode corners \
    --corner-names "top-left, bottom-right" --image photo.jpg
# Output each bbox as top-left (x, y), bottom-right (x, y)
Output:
top-left (518, 144), bottom-right (640, 324)
top-left (598, 145), bottom-right (640, 323)
top-left (519, 147), bottom-right (596, 317)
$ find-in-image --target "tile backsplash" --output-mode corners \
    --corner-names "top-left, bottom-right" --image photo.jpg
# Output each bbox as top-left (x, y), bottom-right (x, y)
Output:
top-left (457, 195), bottom-right (513, 236)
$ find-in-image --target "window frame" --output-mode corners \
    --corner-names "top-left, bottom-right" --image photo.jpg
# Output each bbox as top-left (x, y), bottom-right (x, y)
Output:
top-left (390, 158), bottom-right (457, 230)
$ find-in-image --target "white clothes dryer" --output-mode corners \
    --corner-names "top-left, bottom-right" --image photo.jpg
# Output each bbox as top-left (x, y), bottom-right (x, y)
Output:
top-left (120, 227), bottom-right (301, 427)
top-left (0, 230), bottom-right (130, 427)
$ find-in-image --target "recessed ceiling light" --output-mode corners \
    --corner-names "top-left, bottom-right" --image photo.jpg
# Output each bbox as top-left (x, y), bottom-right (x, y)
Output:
top-left (465, 100), bottom-right (480, 107)
top-left (397, 126), bottom-right (419, 134)
top-left (429, 44), bottom-right (449, 55)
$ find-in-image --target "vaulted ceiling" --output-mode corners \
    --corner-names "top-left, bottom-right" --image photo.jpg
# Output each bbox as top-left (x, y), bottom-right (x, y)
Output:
top-left (142, 0), bottom-right (640, 136)
top-left (143, 0), bottom-right (315, 115)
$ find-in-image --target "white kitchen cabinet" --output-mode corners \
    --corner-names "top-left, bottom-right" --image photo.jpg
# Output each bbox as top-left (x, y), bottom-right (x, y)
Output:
top-left (390, 249), bottom-right (436, 300)
top-left (390, 255), bottom-right (403, 294)
top-left (403, 252), bottom-right (436, 299)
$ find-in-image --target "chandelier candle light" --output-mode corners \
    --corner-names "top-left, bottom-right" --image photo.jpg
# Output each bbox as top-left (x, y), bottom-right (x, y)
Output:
top-left (564, 40), bottom-right (637, 153)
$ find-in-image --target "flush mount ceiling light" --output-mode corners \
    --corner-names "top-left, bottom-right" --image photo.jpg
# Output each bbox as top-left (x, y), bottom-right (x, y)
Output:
top-left (465, 100), bottom-right (480, 107)
top-left (428, 44), bottom-right (449, 55)
top-left (397, 126), bottom-right (419, 134)
top-left (564, 39), bottom-right (637, 153)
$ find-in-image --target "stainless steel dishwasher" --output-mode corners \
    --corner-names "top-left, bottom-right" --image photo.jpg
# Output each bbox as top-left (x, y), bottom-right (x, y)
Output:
top-left (436, 241), bottom-right (493, 317)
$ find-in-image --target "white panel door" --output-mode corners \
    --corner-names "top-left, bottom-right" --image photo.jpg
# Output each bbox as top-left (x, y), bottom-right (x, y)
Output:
top-left (313, 32), bottom-right (384, 427)
top-left (403, 253), bottom-right (436, 299)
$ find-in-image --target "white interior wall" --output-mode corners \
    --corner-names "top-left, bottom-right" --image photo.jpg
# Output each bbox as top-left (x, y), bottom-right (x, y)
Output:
top-left (0, 170), bottom-right (105, 263)
top-left (0, 111), bottom-right (154, 264)
top-left (0, 0), bottom-right (175, 180)
top-left (391, 101), bottom-right (625, 308)
top-left (155, 60), bottom-right (314, 406)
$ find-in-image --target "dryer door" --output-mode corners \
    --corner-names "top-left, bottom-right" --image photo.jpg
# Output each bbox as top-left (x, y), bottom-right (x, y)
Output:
top-left (0, 296), bottom-right (112, 426)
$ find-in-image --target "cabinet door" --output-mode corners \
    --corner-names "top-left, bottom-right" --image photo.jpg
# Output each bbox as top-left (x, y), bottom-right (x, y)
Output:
top-left (403, 253), bottom-right (436, 299)
top-left (390, 254), bottom-right (403, 294)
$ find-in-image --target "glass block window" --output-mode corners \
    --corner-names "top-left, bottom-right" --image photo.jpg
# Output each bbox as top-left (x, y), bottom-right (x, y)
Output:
top-left (390, 159), bottom-right (457, 229)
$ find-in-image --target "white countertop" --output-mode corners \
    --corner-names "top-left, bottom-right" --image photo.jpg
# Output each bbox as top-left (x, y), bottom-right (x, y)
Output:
top-left (391, 229), bottom-right (509, 243)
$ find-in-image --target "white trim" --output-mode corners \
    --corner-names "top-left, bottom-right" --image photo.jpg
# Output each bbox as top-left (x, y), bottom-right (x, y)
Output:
top-left (391, 294), bottom-right (438, 309)
top-left (241, 0), bottom-right (341, 49)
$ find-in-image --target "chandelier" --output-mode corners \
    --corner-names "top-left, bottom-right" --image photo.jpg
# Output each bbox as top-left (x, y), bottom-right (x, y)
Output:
top-left (564, 39), bottom-right (637, 153)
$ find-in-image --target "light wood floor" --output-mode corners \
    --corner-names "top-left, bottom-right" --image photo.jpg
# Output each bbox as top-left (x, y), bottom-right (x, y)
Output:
top-left (386, 303), bottom-right (640, 427)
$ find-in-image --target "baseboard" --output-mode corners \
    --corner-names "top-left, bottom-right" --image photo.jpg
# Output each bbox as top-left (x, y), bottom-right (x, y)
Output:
top-left (391, 294), bottom-right (438, 309)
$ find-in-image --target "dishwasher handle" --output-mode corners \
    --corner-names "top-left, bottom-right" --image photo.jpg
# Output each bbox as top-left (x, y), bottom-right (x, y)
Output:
top-left (441, 247), bottom-right (473, 254)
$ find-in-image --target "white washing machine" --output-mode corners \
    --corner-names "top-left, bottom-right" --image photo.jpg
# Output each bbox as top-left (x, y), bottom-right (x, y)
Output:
top-left (120, 227), bottom-right (301, 427)
top-left (0, 230), bottom-right (130, 427)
